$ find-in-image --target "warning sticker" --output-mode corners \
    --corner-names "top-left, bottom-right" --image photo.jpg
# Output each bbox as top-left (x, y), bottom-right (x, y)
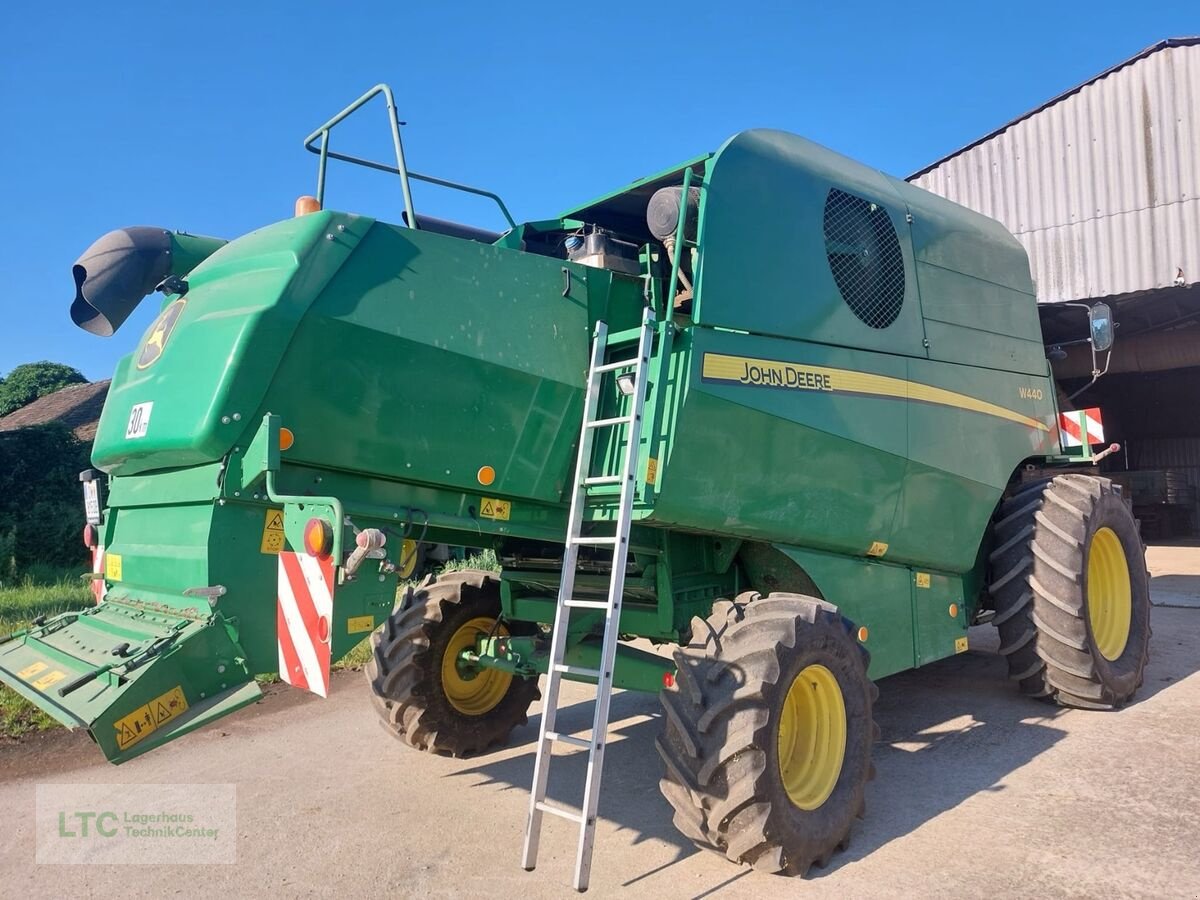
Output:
top-left (955, 636), bottom-right (969, 654)
top-left (347, 615), bottom-right (376, 635)
top-left (31, 670), bottom-right (67, 690)
top-left (866, 541), bottom-right (888, 558)
top-left (479, 497), bottom-right (511, 521)
top-left (646, 458), bottom-right (659, 486)
top-left (260, 508), bottom-right (286, 555)
top-left (105, 553), bottom-right (123, 581)
top-left (915, 572), bottom-right (931, 589)
top-left (18, 661), bottom-right (48, 680)
top-left (114, 685), bottom-right (189, 752)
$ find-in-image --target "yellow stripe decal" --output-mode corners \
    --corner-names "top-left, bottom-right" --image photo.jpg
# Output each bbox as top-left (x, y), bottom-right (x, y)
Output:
top-left (701, 352), bottom-right (1049, 432)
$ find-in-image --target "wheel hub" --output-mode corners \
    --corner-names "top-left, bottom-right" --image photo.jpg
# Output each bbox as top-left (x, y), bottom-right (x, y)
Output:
top-left (442, 616), bottom-right (513, 715)
top-left (777, 663), bottom-right (847, 811)
top-left (1086, 527), bottom-right (1132, 661)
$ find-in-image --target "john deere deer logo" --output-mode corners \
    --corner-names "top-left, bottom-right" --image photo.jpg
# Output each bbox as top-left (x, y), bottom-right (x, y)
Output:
top-left (136, 299), bottom-right (187, 370)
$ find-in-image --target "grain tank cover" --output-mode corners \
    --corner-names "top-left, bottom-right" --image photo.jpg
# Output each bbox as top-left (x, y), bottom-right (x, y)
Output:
top-left (697, 130), bottom-right (1045, 374)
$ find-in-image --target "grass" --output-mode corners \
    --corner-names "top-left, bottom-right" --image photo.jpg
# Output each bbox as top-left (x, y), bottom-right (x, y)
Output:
top-left (0, 552), bottom-right (502, 739)
top-left (0, 567), bottom-right (92, 737)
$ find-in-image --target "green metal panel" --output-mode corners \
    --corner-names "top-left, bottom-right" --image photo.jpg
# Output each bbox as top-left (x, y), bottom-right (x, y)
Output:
top-left (654, 326), bottom-right (910, 557)
top-left (694, 130), bottom-right (930, 359)
top-left (911, 570), bottom-right (970, 666)
top-left (92, 211), bottom-right (365, 475)
top-left (266, 222), bottom-right (598, 504)
top-left (0, 598), bottom-right (261, 764)
top-left (771, 545), bottom-right (916, 679)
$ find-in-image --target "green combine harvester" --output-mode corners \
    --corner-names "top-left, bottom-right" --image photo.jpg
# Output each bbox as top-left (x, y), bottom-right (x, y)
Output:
top-left (1, 85), bottom-right (1150, 890)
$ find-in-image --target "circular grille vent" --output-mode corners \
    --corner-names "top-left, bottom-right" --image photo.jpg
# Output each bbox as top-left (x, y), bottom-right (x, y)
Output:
top-left (823, 189), bottom-right (905, 329)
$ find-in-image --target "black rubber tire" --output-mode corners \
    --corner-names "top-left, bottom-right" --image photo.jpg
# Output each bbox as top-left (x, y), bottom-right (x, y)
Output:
top-left (656, 592), bottom-right (877, 876)
top-left (988, 474), bottom-right (1151, 709)
top-left (364, 569), bottom-right (540, 757)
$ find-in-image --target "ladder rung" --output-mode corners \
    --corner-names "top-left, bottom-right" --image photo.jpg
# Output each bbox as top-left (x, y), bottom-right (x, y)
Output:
top-left (554, 663), bottom-right (602, 679)
top-left (564, 599), bottom-right (610, 609)
top-left (535, 801), bottom-right (584, 824)
top-left (571, 536), bottom-right (618, 546)
top-left (583, 475), bottom-right (623, 486)
top-left (594, 359), bottom-right (639, 374)
top-left (585, 415), bottom-right (633, 429)
top-left (544, 731), bottom-right (591, 749)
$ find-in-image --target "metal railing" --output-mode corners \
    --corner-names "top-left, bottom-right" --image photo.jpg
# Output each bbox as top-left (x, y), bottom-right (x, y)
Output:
top-left (303, 84), bottom-right (516, 230)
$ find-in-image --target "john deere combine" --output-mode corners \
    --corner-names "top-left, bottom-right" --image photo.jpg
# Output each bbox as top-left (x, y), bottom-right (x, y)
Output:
top-left (1, 85), bottom-right (1150, 889)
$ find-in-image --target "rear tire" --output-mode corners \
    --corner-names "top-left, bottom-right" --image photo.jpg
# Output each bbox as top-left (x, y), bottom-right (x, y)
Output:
top-left (988, 474), bottom-right (1151, 708)
top-left (656, 592), bottom-right (877, 876)
top-left (365, 570), bottom-right (540, 757)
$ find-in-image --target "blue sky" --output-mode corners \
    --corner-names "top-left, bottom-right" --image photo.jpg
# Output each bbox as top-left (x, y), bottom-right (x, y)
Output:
top-left (2, 2), bottom-right (1194, 380)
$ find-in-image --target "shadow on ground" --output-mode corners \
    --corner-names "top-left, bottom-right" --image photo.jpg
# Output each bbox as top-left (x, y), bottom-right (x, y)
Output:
top-left (455, 611), bottom-right (1200, 890)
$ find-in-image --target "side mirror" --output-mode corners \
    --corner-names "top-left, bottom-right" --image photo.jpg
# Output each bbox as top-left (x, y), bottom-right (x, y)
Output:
top-left (1089, 302), bottom-right (1114, 352)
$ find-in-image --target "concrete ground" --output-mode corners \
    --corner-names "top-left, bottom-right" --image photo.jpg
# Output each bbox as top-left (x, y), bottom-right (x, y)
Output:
top-left (1, 559), bottom-right (1199, 898)
top-left (1148, 542), bottom-right (1200, 608)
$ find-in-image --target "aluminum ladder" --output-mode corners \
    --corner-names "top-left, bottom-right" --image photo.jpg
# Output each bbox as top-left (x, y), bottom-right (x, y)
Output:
top-left (521, 306), bottom-right (656, 892)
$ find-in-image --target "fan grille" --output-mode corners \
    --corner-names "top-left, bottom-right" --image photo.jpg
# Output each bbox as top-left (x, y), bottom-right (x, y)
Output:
top-left (823, 189), bottom-right (905, 329)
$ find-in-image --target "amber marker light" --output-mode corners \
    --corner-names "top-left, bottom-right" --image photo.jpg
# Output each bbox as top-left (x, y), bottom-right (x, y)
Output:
top-left (279, 427), bottom-right (295, 451)
top-left (477, 465), bottom-right (496, 486)
top-left (949, 604), bottom-right (959, 618)
top-left (295, 195), bottom-right (321, 216)
top-left (303, 517), bottom-right (333, 559)
top-left (857, 627), bottom-right (869, 642)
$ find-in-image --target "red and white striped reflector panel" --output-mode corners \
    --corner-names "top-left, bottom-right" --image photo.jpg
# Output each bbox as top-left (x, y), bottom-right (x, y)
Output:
top-left (1059, 407), bottom-right (1104, 448)
top-left (91, 545), bottom-right (106, 605)
top-left (277, 551), bottom-right (335, 698)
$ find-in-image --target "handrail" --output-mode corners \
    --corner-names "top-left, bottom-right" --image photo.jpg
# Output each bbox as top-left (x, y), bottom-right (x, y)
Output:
top-left (303, 83), bottom-right (516, 231)
top-left (666, 167), bottom-right (695, 303)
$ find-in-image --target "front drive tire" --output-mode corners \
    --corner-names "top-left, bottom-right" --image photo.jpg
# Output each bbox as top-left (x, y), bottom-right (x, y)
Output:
top-left (989, 474), bottom-right (1151, 708)
top-left (656, 593), bottom-right (877, 876)
top-left (365, 570), bottom-right (540, 757)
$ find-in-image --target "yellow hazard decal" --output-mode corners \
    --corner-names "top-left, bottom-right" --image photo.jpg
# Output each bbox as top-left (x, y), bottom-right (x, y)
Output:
top-left (646, 457), bottom-right (659, 486)
top-left (114, 685), bottom-right (189, 752)
top-left (701, 352), bottom-right (1050, 432)
top-left (260, 508), bottom-right (286, 554)
top-left (347, 615), bottom-right (376, 635)
top-left (31, 670), bottom-right (67, 690)
top-left (915, 572), bottom-right (931, 589)
top-left (479, 497), bottom-right (511, 521)
top-left (105, 553), bottom-right (123, 581)
top-left (955, 637), bottom-right (969, 654)
top-left (866, 541), bottom-right (888, 558)
top-left (18, 661), bottom-right (48, 680)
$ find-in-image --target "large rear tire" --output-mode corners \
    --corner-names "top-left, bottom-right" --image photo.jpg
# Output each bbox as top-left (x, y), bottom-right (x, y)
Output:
top-left (656, 592), bottom-right (876, 876)
top-left (365, 570), bottom-right (540, 757)
top-left (988, 474), bottom-right (1151, 708)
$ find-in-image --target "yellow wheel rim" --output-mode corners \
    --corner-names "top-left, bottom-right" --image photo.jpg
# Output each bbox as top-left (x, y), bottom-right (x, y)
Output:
top-left (397, 539), bottom-right (419, 580)
top-left (441, 617), bottom-right (513, 716)
top-left (777, 664), bottom-right (847, 811)
top-left (1086, 527), bottom-right (1132, 661)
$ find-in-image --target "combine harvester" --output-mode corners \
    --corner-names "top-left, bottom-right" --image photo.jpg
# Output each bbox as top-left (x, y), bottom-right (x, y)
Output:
top-left (2, 86), bottom-right (1149, 889)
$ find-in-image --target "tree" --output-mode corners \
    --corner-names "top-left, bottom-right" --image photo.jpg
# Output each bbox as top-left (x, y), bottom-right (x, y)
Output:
top-left (0, 361), bottom-right (87, 416)
top-left (0, 423), bottom-right (92, 576)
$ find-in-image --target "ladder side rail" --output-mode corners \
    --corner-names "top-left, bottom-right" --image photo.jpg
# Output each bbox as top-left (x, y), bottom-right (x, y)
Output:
top-left (521, 320), bottom-right (610, 871)
top-left (572, 309), bottom-right (656, 890)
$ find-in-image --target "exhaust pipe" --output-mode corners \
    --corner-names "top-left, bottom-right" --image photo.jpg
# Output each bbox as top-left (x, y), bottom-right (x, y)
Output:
top-left (71, 228), bottom-right (227, 336)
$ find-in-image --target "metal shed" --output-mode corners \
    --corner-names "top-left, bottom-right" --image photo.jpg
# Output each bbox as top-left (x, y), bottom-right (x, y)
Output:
top-left (911, 38), bottom-right (1200, 538)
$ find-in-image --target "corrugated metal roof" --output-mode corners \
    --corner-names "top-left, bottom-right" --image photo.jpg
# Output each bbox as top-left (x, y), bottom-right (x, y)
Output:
top-left (909, 38), bottom-right (1200, 304)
